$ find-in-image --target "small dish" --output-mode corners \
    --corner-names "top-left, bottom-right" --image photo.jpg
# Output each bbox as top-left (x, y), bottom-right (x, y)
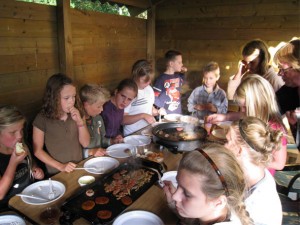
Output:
top-left (78, 175), bottom-right (95, 186)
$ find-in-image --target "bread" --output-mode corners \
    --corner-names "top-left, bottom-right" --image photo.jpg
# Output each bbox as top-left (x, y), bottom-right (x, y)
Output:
top-left (97, 210), bottom-right (112, 220)
top-left (95, 196), bottom-right (109, 205)
top-left (81, 200), bottom-right (95, 210)
top-left (15, 142), bottom-right (25, 156)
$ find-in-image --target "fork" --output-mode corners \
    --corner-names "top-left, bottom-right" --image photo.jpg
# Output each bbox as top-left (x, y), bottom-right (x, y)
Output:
top-left (48, 178), bottom-right (55, 200)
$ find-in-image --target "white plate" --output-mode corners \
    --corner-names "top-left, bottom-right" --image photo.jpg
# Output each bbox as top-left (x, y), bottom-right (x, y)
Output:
top-left (164, 114), bottom-right (182, 122)
top-left (113, 210), bottom-right (164, 225)
top-left (211, 129), bottom-right (227, 140)
top-left (0, 215), bottom-right (26, 225)
top-left (20, 180), bottom-right (65, 205)
top-left (124, 135), bottom-right (151, 146)
top-left (83, 157), bottom-right (119, 174)
top-left (161, 171), bottom-right (178, 188)
top-left (106, 143), bottom-right (136, 158)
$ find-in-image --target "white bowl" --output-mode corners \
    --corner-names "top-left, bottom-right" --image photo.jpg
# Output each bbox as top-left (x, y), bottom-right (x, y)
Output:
top-left (78, 175), bottom-right (95, 186)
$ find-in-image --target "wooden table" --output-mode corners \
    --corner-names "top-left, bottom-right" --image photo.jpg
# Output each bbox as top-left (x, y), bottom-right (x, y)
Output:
top-left (9, 133), bottom-right (182, 225)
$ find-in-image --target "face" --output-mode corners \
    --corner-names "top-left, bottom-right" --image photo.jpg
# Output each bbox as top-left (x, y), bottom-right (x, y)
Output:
top-left (203, 69), bottom-right (219, 89)
top-left (114, 87), bottom-right (136, 109)
top-left (0, 120), bottom-right (24, 149)
top-left (60, 84), bottom-right (76, 113)
top-left (172, 169), bottom-right (216, 220)
top-left (170, 55), bottom-right (183, 72)
top-left (237, 98), bottom-right (246, 113)
top-left (278, 62), bottom-right (300, 87)
top-left (136, 76), bottom-right (151, 90)
top-left (242, 49), bottom-right (260, 73)
top-left (225, 127), bottom-right (240, 156)
top-left (84, 99), bottom-right (105, 117)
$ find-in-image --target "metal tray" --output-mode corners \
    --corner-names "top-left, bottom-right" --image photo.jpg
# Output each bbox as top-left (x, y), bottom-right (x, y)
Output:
top-left (61, 159), bottom-right (162, 224)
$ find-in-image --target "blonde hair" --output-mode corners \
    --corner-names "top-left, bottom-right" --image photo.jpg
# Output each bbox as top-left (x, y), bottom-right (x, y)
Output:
top-left (203, 61), bottom-right (220, 78)
top-left (180, 144), bottom-right (253, 225)
top-left (230, 117), bottom-right (283, 166)
top-left (274, 39), bottom-right (300, 71)
top-left (234, 74), bottom-right (283, 127)
top-left (79, 84), bottom-right (110, 104)
top-left (0, 105), bottom-right (25, 132)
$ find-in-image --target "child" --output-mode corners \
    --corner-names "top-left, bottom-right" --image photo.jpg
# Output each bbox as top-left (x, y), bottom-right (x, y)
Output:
top-left (101, 79), bottom-right (138, 139)
top-left (153, 50), bottom-right (187, 114)
top-left (163, 144), bottom-right (252, 225)
top-left (123, 60), bottom-right (164, 136)
top-left (33, 73), bottom-right (90, 176)
top-left (80, 84), bottom-right (122, 158)
top-left (225, 117), bottom-right (283, 225)
top-left (0, 105), bottom-right (44, 210)
top-left (187, 61), bottom-right (228, 119)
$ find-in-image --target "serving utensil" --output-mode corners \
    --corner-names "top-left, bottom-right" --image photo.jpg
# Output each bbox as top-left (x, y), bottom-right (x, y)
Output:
top-left (148, 167), bottom-right (164, 187)
top-left (16, 194), bottom-right (48, 201)
top-left (48, 178), bottom-right (55, 200)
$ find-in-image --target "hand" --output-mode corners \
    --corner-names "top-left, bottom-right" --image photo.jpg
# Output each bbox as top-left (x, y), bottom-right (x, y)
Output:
top-left (206, 114), bottom-right (226, 124)
top-left (144, 114), bottom-right (156, 124)
top-left (11, 149), bottom-right (28, 164)
top-left (92, 148), bottom-right (106, 157)
top-left (32, 167), bottom-right (44, 180)
top-left (163, 180), bottom-right (177, 207)
top-left (286, 110), bottom-right (297, 125)
top-left (205, 103), bottom-right (217, 113)
top-left (158, 108), bottom-right (167, 116)
top-left (69, 106), bottom-right (84, 125)
top-left (181, 66), bottom-right (188, 73)
top-left (61, 162), bottom-right (77, 173)
top-left (112, 135), bottom-right (123, 144)
top-left (194, 104), bottom-right (205, 111)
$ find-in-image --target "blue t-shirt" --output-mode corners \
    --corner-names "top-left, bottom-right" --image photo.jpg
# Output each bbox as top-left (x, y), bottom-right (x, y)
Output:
top-left (153, 73), bottom-right (184, 114)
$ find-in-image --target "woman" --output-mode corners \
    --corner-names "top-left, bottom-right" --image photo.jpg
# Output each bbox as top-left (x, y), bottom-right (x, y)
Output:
top-left (225, 117), bottom-right (283, 225)
top-left (227, 39), bottom-right (284, 100)
top-left (163, 144), bottom-right (252, 225)
top-left (0, 105), bottom-right (44, 210)
top-left (207, 75), bottom-right (287, 173)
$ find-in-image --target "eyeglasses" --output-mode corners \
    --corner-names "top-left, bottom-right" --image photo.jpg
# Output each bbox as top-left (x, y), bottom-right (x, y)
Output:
top-left (278, 67), bottom-right (293, 76)
top-left (197, 148), bottom-right (229, 196)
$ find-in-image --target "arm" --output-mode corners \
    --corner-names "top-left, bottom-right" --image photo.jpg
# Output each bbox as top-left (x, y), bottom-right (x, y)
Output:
top-left (206, 111), bottom-right (244, 124)
top-left (187, 89), bottom-right (197, 113)
top-left (215, 91), bottom-right (228, 114)
top-left (33, 127), bottom-right (77, 173)
top-left (0, 150), bottom-right (27, 200)
top-left (122, 113), bottom-right (156, 125)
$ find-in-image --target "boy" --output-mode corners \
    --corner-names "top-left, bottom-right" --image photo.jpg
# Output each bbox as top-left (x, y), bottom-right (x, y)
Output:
top-left (187, 62), bottom-right (228, 119)
top-left (80, 84), bottom-right (122, 158)
top-left (153, 50), bottom-right (187, 114)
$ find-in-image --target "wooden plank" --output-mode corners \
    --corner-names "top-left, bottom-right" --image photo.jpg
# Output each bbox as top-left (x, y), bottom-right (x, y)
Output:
top-left (57, 0), bottom-right (74, 77)
top-left (0, 37), bottom-right (57, 49)
top-left (0, 0), bottom-right (56, 21)
top-left (0, 18), bottom-right (57, 38)
top-left (147, 6), bottom-right (156, 68)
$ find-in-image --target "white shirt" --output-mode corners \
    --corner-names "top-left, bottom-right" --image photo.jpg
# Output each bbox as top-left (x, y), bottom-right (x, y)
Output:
top-left (123, 85), bottom-right (155, 136)
top-left (245, 169), bottom-right (282, 225)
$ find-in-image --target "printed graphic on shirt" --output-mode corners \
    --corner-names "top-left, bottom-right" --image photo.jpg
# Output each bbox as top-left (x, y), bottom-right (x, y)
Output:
top-left (164, 78), bottom-right (181, 111)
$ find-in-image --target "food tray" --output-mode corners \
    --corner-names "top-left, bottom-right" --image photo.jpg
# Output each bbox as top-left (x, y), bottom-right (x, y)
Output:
top-left (61, 159), bottom-right (162, 225)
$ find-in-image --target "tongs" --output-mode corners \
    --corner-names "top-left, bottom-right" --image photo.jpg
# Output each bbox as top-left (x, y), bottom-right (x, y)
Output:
top-left (147, 167), bottom-right (164, 187)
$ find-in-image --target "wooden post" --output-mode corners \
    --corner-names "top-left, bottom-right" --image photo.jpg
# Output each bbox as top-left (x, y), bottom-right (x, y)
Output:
top-left (147, 5), bottom-right (156, 76)
top-left (56, 0), bottom-right (74, 78)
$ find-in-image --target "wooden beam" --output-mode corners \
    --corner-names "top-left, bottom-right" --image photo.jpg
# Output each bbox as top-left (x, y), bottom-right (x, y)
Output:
top-left (147, 5), bottom-right (156, 74)
top-left (56, 0), bottom-right (74, 78)
top-left (108, 0), bottom-right (150, 9)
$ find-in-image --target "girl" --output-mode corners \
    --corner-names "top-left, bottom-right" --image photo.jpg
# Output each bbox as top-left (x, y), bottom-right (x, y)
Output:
top-left (101, 79), bottom-right (138, 139)
top-left (123, 60), bottom-right (165, 136)
top-left (227, 39), bottom-right (284, 100)
top-left (187, 62), bottom-right (228, 120)
top-left (0, 105), bottom-right (44, 210)
top-left (207, 75), bottom-right (287, 173)
top-left (163, 144), bottom-right (252, 225)
top-left (33, 73), bottom-right (90, 176)
top-left (80, 84), bottom-right (121, 158)
top-left (225, 117), bottom-right (283, 225)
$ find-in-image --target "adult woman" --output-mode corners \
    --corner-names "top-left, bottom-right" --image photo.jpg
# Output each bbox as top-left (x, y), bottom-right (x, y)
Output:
top-left (227, 39), bottom-right (284, 100)
top-left (163, 144), bottom-right (252, 225)
top-left (207, 75), bottom-right (287, 172)
top-left (225, 117), bottom-right (283, 225)
top-left (0, 105), bottom-right (44, 210)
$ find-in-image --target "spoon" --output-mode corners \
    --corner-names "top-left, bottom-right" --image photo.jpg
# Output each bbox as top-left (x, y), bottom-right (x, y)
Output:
top-left (16, 194), bottom-right (49, 201)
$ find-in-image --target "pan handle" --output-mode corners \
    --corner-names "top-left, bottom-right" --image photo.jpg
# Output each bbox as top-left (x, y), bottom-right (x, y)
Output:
top-left (155, 140), bottom-right (178, 154)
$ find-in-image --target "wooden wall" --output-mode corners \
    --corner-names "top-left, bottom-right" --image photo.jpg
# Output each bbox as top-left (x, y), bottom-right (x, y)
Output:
top-left (0, 0), bottom-right (147, 120)
top-left (155, 0), bottom-right (300, 90)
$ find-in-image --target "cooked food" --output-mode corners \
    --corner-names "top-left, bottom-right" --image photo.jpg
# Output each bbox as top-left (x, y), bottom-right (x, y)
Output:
top-left (97, 210), bottom-right (112, 219)
top-left (95, 196), bottom-right (109, 205)
top-left (121, 196), bottom-right (132, 205)
top-left (86, 189), bottom-right (95, 197)
top-left (139, 151), bottom-right (164, 163)
top-left (157, 127), bottom-right (206, 141)
top-left (104, 169), bottom-right (154, 200)
top-left (81, 200), bottom-right (95, 210)
top-left (15, 142), bottom-right (25, 156)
